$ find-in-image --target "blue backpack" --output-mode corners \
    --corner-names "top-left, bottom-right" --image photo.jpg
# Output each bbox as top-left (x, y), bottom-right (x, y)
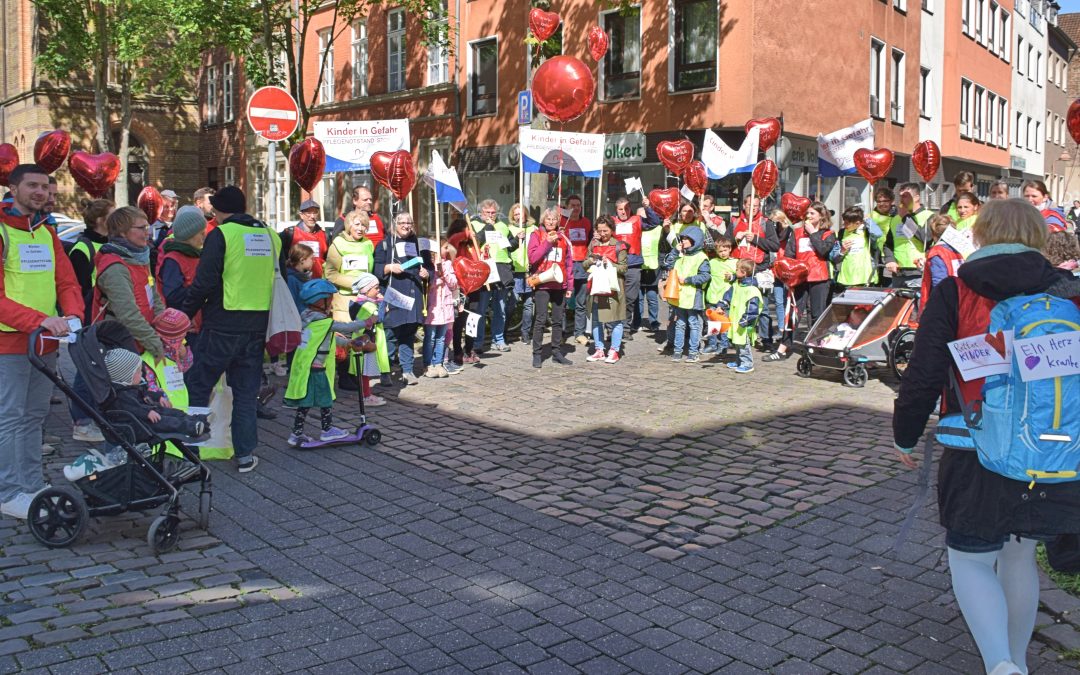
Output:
top-left (937, 293), bottom-right (1080, 486)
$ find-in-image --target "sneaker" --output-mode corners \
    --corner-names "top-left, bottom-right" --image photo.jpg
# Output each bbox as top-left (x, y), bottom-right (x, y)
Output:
top-left (586, 349), bottom-right (605, 362)
top-left (1, 492), bottom-right (34, 519)
top-left (256, 403), bottom-right (277, 420)
top-left (988, 661), bottom-right (1023, 675)
top-left (434, 365), bottom-right (449, 378)
top-left (320, 427), bottom-right (350, 442)
top-left (237, 457), bottom-right (259, 473)
top-left (272, 361), bottom-right (288, 377)
top-left (671, 355), bottom-right (683, 363)
top-left (63, 449), bottom-right (108, 481)
top-left (72, 423), bottom-right (105, 443)
top-left (402, 373), bottom-right (419, 386)
top-left (575, 335), bottom-right (589, 346)
top-left (262, 362), bottom-right (273, 375)
top-left (520, 334), bottom-right (531, 344)
top-left (604, 350), bottom-right (621, 364)
top-left (363, 394), bottom-right (387, 407)
top-left (657, 343), bottom-right (672, 353)
top-left (726, 362), bottom-right (739, 369)
top-left (444, 362), bottom-right (464, 375)
top-left (424, 367), bottom-right (440, 378)
top-left (492, 342), bottom-right (511, 353)
top-left (701, 345), bottom-right (718, 354)
top-left (763, 351), bottom-right (788, 362)
top-left (287, 433), bottom-right (312, 448)
top-left (685, 355), bottom-right (701, 364)
top-left (463, 352), bottom-right (480, 365)
top-left (734, 366), bottom-right (755, 374)
top-left (552, 351), bottom-right (573, 366)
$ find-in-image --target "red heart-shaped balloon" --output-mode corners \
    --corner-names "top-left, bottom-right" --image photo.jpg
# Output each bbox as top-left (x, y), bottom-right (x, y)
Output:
top-left (387, 150), bottom-right (416, 201)
top-left (752, 159), bottom-right (778, 196)
top-left (289, 138), bottom-right (326, 193)
top-left (853, 148), bottom-right (895, 185)
top-left (0, 143), bottom-right (19, 186)
top-left (772, 257), bottom-right (809, 286)
top-left (683, 161), bottom-right (708, 196)
top-left (529, 8), bottom-right (561, 42)
top-left (780, 192), bottom-right (812, 223)
top-left (1069, 100), bottom-right (1080, 146)
top-left (68, 151), bottom-right (120, 198)
top-left (34, 130), bottom-right (71, 175)
top-left (657, 140), bottom-right (694, 174)
top-left (370, 151), bottom-right (394, 190)
top-left (911, 140), bottom-right (941, 184)
top-left (648, 187), bottom-right (681, 220)
top-left (745, 118), bottom-right (781, 153)
top-left (532, 56), bottom-right (595, 124)
top-left (137, 186), bottom-right (163, 223)
top-left (453, 256), bottom-right (490, 295)
top-left (587, 25), bottom-right (609, 62)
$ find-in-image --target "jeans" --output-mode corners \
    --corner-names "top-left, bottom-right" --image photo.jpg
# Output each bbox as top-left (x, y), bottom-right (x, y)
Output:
top-left (591, 307), bottom-right (624, 352)
top-left (0, 352), bottom-right (55, 502)
top-left (187, 329), bottom-right (264, 459)
top-left (623, 267), bottom-right (641, 330)
top-left (422, 323), bottom-right (448, 367)
top-left (532, 289), bottom-right (566, 355)
top-left (773, 284), bottom-right (786, 338)
top-left (738, 344), bottom-right (754, 369)
top-left (782, 280), bottom-right (832, 347)
top-left (473, 287), bottom-right (508, 347)
top-left (573, 269), bottom-right (589, 337)
top-left (640, 269), bottom-right (660, 327)
top-left (69, 368), bottom-right (95, 426)
top-left (673, 308), bottom-right (703, 357)
top-left (518, 292), bottom-right (534, 341)
top-left (386, 323), bottom-right (420, 375)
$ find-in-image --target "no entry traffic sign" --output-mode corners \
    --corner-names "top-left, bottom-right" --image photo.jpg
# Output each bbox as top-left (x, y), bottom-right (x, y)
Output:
top-left (246, 86), bottom-right (299, 142)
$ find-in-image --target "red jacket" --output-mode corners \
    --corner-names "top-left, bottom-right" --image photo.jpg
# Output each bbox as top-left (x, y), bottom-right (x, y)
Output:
top-left (920, 244), bottom-right (964, 312)
top-left (0, 211), bottom-right (84, 355)
top-left (732, 213), bottom-right (766, 264)
top-left (527, 230), bottom-right (573, 293)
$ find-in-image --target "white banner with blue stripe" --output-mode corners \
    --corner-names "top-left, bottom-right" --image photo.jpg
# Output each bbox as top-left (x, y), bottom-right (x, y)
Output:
top-left (519, 127), bottom-right (604, 178)
top-left (817, 119), bottom-right (875, 178)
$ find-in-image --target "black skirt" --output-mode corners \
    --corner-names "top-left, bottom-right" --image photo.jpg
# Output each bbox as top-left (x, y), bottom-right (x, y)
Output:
top-left (938, 447), bottom-right (1080, 540)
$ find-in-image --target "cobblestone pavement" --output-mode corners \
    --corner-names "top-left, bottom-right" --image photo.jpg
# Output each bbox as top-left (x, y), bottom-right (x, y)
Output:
top-left (2, 324), bottom-right (1080, 673)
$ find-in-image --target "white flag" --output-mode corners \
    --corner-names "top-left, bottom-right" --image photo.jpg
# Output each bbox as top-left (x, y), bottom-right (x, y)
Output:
top-left (624, 176), bottom-right (643, 195)
top-left (817, 119), bottom-right (875, 177)
top-left (701, 127), bottom-right (760, 180)
top-left (423, 150), bottom-right (469, 212)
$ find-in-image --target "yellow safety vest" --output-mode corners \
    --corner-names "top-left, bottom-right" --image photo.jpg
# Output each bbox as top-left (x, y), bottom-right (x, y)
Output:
top-left (219, 222), bottom-right (281, 311)
top-left (728, 282), bottom-right (763, 346)
top-left (836, 226), bottom-right (875, 287)
top-left (870, 210), bottom-right (899, 255)
top-left (285, 318), bottom-right (337, 403)
top-left (508, 224), bottom-right (537, 273)
top-left (472, 219), bottom-right (513, 265)
top-left (890, 209), bottom-right (931, 269)
top-left (141, 353), bottom-right (189, 411)
top-left (673, 251), bottom-right (708, 309)
top-left (642, 227), bottom-right (663, 270)
top-left (330, 236), bottom-right (375, 295)
top-left (705, 257), bottom-right (737, 306)
top-left (0, 224), bottom-right (57, 332)
top-left (955, 215), bottom-right (977, 231)
top-left (70, 238), bottom-right (104, 286)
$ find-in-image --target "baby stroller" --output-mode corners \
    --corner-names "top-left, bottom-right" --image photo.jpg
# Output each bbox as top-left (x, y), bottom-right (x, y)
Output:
top-left (793, 287), bottom-right (919, 387)
top-left (26, 321), bottom-right (211, 552)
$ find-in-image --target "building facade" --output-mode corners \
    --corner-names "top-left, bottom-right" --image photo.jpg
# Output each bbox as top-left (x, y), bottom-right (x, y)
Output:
top-left (1045, 11), bottom-right (1075, 205)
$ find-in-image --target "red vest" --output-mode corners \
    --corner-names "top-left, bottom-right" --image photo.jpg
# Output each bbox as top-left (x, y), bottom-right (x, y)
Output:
top-left (732, 214), bottom-right (766, 264)
top-left (367, 214), bottom-right (385, 247)
top-left (793, 227), bottom-right (832, 283)
top-left (92, 253), bottom-right (154, 330)
top-left (613, 215), bottom-right (642, 256)
top-left (158, 250), bottom-right (202, 332)
top-left (291, 226), bottom-right (328, 260)
top-left (591, 242), bottom-right (618, 263)
top-left (920, 244), bottom-right (964, 312)
top-left (532, 234), bottom-right (571, 290)
top-left (947, 279), bottom-right (997, 413)
top-left (561, 216), bottom-right (592, 262)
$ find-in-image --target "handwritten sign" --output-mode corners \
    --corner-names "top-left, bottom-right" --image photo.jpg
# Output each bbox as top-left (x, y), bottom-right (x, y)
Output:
top-left (384, 286), bottom-right (415, 312)
top-left (939, 226), bottom-right (977, 259)
top-left (1015, 330), bottom-right (1080, 382)
top-left (464, 311), bottom-right (481, 338)
top-left (948, 330), bottom-right (1013, 381)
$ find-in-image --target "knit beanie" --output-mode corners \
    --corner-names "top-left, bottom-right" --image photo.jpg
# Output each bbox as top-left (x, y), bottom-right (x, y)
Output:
top-left (351, 272), bottom-right (380, 295)
top-left (104, 348), bottom-right (142, 385)
top-left (171, 205), bottom-right (206, 242)
top-left (209, 185), bottom-right (246, 214)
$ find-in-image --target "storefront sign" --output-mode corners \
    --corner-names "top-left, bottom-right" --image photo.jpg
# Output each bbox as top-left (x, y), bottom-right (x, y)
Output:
top-left (519, 127), bottom-right (604, 178)
top-left (604, 132), bottom-right (646, 165)
top-left (314, 120), bottom-right (411, 173)
top-left (786, 138), bottom-right (819, 169)
top-left (1010, 155), bottom-right (1027, 171)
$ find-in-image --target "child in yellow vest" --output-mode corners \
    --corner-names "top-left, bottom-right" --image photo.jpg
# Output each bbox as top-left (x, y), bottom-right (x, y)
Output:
top-left (718, 259), bottom-right (762, 374)
top-left (703, 236), bottom-right (737, 356)
top-left (284, 279), bottom-right (370, 447)
top-left (661, 225), bottom-right (711, 363)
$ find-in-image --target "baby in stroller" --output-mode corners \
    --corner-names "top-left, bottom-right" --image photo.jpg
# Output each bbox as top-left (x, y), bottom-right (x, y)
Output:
top-left (812, 306), bottom-right (869, 349)
top-left (103, 348), bottom-right (207, 441)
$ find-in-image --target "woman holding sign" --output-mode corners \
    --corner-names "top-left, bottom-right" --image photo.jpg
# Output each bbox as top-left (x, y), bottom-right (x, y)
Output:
top-left (374, 212), bottom-right (434, 386)
top-left (895, 199), bottom-right (1080, 675)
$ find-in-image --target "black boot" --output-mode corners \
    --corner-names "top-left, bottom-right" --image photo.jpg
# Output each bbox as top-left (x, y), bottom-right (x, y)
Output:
top-left (532, 354), bottom-right (542, 368)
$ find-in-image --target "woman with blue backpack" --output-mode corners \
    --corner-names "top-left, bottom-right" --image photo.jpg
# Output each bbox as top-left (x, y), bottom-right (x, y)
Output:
top-left (894, 198), bottom-right (1080, 675)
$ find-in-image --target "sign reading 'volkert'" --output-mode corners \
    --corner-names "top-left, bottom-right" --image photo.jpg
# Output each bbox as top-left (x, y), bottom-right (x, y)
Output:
top-left (314, 120), bottom-right (411, 173)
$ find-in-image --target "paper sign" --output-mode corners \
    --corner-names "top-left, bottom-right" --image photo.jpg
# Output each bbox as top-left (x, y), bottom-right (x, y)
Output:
top-left (568, 227), bottom-right (587, 242)
top-left (342, 255), bottom-right (369, 272)
top-left (163, 365), bottom-right (185, 392)
top-left (384, 285), bottom-right (415, 312)
top-left (395, 241), bottom-right (418, 258)
top-left (706, 321), bottom-right (724, 336)
top-left (18, 244), bottom-right (53, 272)
top-left (465, 311), bottom-right (481, 338)
top-left (615, 222), bottom-right (634, 236)
top-left (939, 226), bottom-right (977, 259)
top-left (1014, 330), bottom-right (1080, 382)
top-left (898, 218), bottom-right (918, 239)
top-left (559, 207), bottom-right (573, 218)
top-left (948, 330), bottom-right (1014, 381)
top-left (624, 176), bottom-right (643, 195)
top-left (484, 259), bottom-right (500, 284)
top-left (302, 240), bottom-right (322, 259)
top-left (367, 219), bottom-right (380, 235)
top-left (680, 184), bottom-right (695, 201)
top-left (400, 256), bottom-right (422, 270)
top-left (243, 233), bottom-right (273, 257)
top-left (487, 231), bottom-right (510, 249)
top-left (419, 238), bottom-right (435, 252)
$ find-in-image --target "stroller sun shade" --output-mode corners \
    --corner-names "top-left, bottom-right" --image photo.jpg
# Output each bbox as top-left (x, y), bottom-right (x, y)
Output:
top-left (68, 320), bottom-right (139, 407)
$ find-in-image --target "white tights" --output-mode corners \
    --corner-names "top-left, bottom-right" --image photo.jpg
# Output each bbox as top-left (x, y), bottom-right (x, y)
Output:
top-left (947, 537), bottom-right (1039, 675)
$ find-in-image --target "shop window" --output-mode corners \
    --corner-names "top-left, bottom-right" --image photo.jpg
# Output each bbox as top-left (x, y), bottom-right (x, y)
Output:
top-left (671, 0), bottom-right (717, 91)
top-left (388, 9), bottom-right (406, 92)
top-left (469, 37), bottom-right (498, 116)
top-left (602, 6), bottom-right (641, 100)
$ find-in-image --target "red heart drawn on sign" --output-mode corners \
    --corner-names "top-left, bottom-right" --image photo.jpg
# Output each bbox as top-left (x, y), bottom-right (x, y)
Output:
top-left (648, 187), bottom-right (681, 221)
top-left (984, 330), bottom-right (1007, 359)
top-left (528, 8), bottom-right (561, 42)
top-left (657, 140), bottom-right (694, 174)
top-left (453, 256), bottom-right (490, 296)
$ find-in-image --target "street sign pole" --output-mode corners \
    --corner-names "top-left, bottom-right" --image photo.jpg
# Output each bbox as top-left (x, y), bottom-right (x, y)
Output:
top-left (268, 141), bottom-right (276, 227)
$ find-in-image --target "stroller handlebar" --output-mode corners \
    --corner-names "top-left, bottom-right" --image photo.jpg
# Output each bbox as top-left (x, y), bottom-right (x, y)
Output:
top-left (27, 327), bottom-right (49, 369)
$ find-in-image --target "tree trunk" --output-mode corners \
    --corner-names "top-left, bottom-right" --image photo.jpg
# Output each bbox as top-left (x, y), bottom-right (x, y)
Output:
top-left (115, 66), bottom-right (133, 206)
top-left (92, 1), bottom-right (110, 153)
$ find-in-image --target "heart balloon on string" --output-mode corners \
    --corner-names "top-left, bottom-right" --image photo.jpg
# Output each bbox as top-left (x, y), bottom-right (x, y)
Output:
top-left (773, 257), bottom-right (810, 286)
top-left (1069, 100), bottom-right (1080, 145)
top-left (648, 187), bottom-right (681, 220)
top-left (745, 118), bottom-right (781, 153)
top-left (370, 151), bottom-right (394, 191)
top-left (0, 144), bottom-right (19, 186)
top-left (289, 138), bottom-right (326, 193)
top-left (34, 130), bottom-right (71, 174)
top-left (657, 140), bottom-right (694, 174)
top-left (387, 150), bottom-right (417, 201)
top-left (532, 56), bottom-right (595, 123)
top-left (853, 148), bottom-right (895, 185)
top-left (683, 161), bottom-right (708, 196)
top-left (453, 256), bottom-right (490, 295)
top-left (528, 8), bottom-right (561, 42)
top-left (587, 26), bottom-right (609, 61)
top-left (911, 140), bottom-right (941, 183)
top-left (69, 151), bottom-right (120, 198)
top-left (137, 186), bottom-right (163, 223)
top-left (780, 192), bottom-right (812, 223)
top-left (752, 159), bottom-right (779, 196)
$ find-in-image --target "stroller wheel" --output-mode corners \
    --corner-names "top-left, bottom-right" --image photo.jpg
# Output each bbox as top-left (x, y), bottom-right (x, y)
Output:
top-left (28, 487), bottom-right (88, 548)
top-left (795, 356), bottom-right (813, 378)
top-left (843, 364), bottom-right (869, 388)
top-left (148, 514), bottom-right (181, 554)
top-left (363, 429), bottom-right (382, 447)
top-left (197, 491), bottom-right (212, 531)
top-left (889, 329), bottom-right (916, 381)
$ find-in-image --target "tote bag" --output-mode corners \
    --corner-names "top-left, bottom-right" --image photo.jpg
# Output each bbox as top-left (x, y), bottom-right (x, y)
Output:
top-left (265, 241), bottom-right (302, 356)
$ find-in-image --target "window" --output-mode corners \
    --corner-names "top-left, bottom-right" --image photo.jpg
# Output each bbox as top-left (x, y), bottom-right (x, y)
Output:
top-left (1035, 121), bottom-right (1041, 152)
top-left (469, 37), bottom-right (498, 116)
top-left (1017, 36), bottom-right (1025, 75)
top-left (988, 3), bottom-right (997, 48)
top-left (222, 62), bottom-right (234, 122)
top-left (976, 0), bottom-right (984, 41)
top-left (919, 66), bottom-right (931, 118)
top-left (963, 0), bottom-right (971, 34)
top-left (1036, 51), bottom-right (1042, 87)
top-left (224, 166), bottom-right (235, 187)
top-left (893, 0), bottom-right (907, 11)
top-left (671, 0), bottom-right (718, 91)
top-left (974, 85), bottom-right (984, 138)
top-left (870, 39), bottom-right (885, 119)
top-left (1047, 110), bottom-right (1053, 144)
top-left (997, 97), bottom-right (1008, 147)
top-left (891, 48), bottom-right (905, 124)
top-left (986, 92), bottom-right (996, 143)
top-left (207, 168), bottom-right (218, 190)
top-left (352, 21), bottom-right (368, 97)
top-left (922, 0), bottom-right (932, 12)
top-left (206, 66), bottom-right (219, 125)
top-left (427, 1), bottom-right (449, 85)
top-left (1027, 44), bottom-right (1035, 81)
top-left (1001, 13), bottom-right (1010, 60)
top-left (1027, 117), bottom-right (1034, 150)
top-left (602, 6), bottom-right (641, 100)
top-left (388, 9), bottom-right (406, 92)
top-left (318, 29), bottom-right (334, 104)
top-left (961, 79), bottom-right (972, 137)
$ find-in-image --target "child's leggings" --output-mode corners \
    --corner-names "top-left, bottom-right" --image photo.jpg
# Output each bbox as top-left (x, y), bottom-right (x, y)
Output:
top-left (293, 407), bottom-right (333, 435)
